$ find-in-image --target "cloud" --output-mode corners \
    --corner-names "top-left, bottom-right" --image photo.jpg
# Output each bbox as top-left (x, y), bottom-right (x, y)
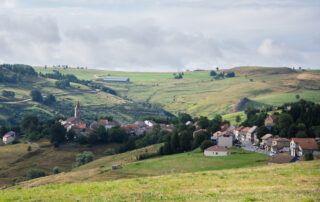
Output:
top-left (0, 0), bottom-right (319, 70)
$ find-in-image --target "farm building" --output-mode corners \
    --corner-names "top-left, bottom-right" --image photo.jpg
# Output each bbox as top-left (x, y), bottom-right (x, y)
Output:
top-left (204, 145), bottom-right (230, 157)
top-left (101, 77), bottom-right (130, 82)
top-left (290, 138), bottom-right (319, 157)
top-left (2, 131), bottom-right (16, 144)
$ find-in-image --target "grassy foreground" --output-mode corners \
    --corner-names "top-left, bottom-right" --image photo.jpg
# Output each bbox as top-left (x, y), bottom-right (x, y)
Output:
top-left (1, 160), bottom-right (319, 201)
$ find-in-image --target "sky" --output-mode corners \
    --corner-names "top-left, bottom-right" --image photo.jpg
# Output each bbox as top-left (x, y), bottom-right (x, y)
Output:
top-left (0, 0), bottom-right (319, 71)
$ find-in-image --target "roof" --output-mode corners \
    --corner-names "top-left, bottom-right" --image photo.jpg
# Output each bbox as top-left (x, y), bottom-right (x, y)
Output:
top-left (102, 77), bottom-right (129, 82)
top-left (291, 138), bottom-right (319, 150)
top-left (273, 138), bottom-right (290, 142)
top-left (269, 153), bottom-right (296, 164)
top-left (3, 131), bottom-right (16, 138)
top-left (261, 134), bottom-right (273, 140)
top-left (205, 145), bottom-right (228, 152)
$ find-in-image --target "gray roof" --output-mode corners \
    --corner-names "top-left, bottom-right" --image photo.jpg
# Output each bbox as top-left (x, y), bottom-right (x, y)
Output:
top-left (102, 77), bottom-right (129, 82)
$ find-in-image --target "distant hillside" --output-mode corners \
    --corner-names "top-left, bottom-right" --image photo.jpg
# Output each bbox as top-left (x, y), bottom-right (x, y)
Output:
top-left (35, 66), bottom-right (320, 118)
top-left (231, 66), bottom-right (296, 76)
top-left (1, 160), bottom-right (319, 201)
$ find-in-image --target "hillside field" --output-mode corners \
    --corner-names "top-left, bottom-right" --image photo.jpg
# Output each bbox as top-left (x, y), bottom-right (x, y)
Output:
top-left (36, 66), bottom-right (320, 118)
top-left (1, 160), bottom-right (319, 201)
top-left (15, 147), bottom-right (268, 187)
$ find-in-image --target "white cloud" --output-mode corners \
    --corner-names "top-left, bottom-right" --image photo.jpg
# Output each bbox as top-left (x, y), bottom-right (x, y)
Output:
top-left (0, 0), bottom-right (319, 70)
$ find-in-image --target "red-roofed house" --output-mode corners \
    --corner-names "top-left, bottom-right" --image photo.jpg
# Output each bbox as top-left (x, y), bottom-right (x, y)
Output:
top-left (204, 145), bottom-right (230, 156)
top-left (290, 138), bottom-right (319, 157)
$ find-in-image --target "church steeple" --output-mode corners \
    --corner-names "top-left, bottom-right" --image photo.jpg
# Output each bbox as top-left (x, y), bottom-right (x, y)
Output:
top-left (74, 101), bottom-right (81, 119)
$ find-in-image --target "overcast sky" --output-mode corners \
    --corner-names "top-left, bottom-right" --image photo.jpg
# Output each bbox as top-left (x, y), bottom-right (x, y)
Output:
top-left (0, 0), bottom-right (319, 71)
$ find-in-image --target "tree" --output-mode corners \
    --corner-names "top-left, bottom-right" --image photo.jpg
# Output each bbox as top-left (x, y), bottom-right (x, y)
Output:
top-left (257, 126), bottom-right (269, 139)
top-left (75, 151), bottom-right (94, 167)
top-left (304, 152), bottom-right (314, 161)
top-left (193, 131), bottom-right (209, 149)
top-left (30, 90), bottom-right (43, 103)
top-left (276, 113), bottom-right (293, 137)
top-left (295, 94), bottom-right (300, 100)
top-left (66, 129), bottom-right (76, 142)
top-left (108, 127), bottom-right (128, 143)
top-left (49, 122), bottom-right (66, 147)
top-left (170, 132), bottom-right (180, 153)
top-left (210, 70), bottom-right (217, 76)
top-left (178, 113), bottom-right (193, 124)
top-left (44, 94), bottom-right (56, 105)
top-left (225, 72), bottom-right (235, 78)
top-left (52, 166), bottom-right (61, 174)
top-left (26, 168), bottom-right (46, 179)
top-left (200, 140), bottom-right (213, 151)
top-left (235, 115), bottom-right (241, 125)
top-left (55, 80), bottom-right (70, 89)
top-left (197, 116), bottom-right (209, 129)
top-left (179, 131), bottom-right (193, 151)
top-left (21, 115), bottom-right (39, 134)
top-left (2, 90), bottom-right (15, 98)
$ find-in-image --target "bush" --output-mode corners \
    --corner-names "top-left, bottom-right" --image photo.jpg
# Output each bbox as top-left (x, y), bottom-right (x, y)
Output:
top-left (30, 90), bottom-right (43, 103)
top-left (26, 169), bottom-right (46, 179)
top-left (200, 140), bottom-right (213, 151)
top-left (304, 152), bottom-right (314, 161)
top-left (75, 151), bottom-right (94, 167)
top-left (52, 166), bottom-right (61, 174)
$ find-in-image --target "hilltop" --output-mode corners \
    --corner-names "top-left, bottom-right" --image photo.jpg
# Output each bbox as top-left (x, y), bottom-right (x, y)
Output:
top-left (1, 160), bottom-right (319, 201)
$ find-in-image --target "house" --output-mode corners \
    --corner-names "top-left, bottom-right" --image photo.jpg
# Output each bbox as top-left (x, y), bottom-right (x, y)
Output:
top-left (60, 102), bottom-right (87, 133)
top-left (264, 115), bottom-right (275, 130)
top-left (90, 119), bottom-right (120, 130)
top-left (101, 77), bottom-right (130, 82)
top-left (2, 131), bottom-right (16, 144)
top-left (260, 134), bottom-right (273, 150)
top-left (204, 145), bottom-right (230, 157)
top-left (268, 153), bottom-right (296, 164)
top-left (217, 134), bottom-right (233, 148)
top-left (271, 138), bottom-right (290, 154)
top-left (290, 138), bottom-right (319, 157)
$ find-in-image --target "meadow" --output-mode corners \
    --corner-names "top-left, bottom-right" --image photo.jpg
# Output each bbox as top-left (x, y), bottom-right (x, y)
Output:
top-left (15, 147), bottom-right (268, 187)
top-left (1, 160), bottom-right (319, 201)
top-left (35, 66), bottom-right (320, 118)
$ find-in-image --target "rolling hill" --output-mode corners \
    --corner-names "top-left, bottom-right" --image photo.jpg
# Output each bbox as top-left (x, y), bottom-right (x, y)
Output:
top-left (1, 160), bottom-right (319, 201)
top-left (35, 66), bottom-right (320, 118)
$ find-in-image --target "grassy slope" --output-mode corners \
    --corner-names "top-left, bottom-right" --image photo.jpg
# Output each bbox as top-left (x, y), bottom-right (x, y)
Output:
top-left (0, 141), bottom-right (121, 187)
top-left (35, 67), bottom-right (320, 118)
top-left (16, 147), bottom-right (268, 187)
top-left (1, 160), bottom-right (319, 201)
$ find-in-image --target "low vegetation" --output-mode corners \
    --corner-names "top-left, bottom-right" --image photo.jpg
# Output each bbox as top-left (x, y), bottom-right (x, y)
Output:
top-left (1, 160), bottom-right (319, 201)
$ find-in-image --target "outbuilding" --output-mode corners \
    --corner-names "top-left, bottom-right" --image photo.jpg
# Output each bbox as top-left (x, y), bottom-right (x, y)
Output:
top-left (204, 145), bottom-right (230, 157)
top-left (2, 131), bottom-right (16, 144)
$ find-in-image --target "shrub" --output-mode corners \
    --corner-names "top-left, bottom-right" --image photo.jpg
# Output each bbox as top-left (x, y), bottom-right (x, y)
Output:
top-left (200, 140), bottom-right (213, 151)
top-left (26, 169), bottom-right (46, 180)
top-left (75, 151), bottom-right (94, 167)
top-left (52, 166), bottom-right (61, 174)
top-left (304, 152), bottom-right (314, 161)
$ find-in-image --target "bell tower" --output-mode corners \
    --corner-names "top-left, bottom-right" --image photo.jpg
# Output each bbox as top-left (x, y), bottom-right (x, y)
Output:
top-left (74, 101), bottom-right (81, 119)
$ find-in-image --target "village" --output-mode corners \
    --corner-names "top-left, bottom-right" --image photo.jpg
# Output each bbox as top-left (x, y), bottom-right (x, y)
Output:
top-left (4, 101), bottom-right (319, 166)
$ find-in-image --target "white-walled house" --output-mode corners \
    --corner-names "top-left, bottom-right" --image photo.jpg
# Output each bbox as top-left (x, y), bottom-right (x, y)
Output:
top-left (2, 131), bottom-right (16, 144)
top-left (204, 146), bottom-right (230, 157)
top-left (290, 138), bottom-right (319, 157)
top-left (217, 135), bottom-right (233, 148)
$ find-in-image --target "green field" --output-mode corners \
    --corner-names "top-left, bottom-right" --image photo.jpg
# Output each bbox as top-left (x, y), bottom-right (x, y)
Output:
top-left (1, 160), bottom-right (319, 201)
top-left (35, 66), bottom-right (320, 118)
top-left (16, 147), bottom-right (268, 187)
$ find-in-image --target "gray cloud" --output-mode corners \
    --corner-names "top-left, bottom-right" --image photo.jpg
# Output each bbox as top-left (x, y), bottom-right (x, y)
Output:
top-left (0, 0), bottom-right (319, 70)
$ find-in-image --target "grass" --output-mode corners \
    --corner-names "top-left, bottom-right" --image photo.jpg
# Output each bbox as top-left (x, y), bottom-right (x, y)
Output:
top-left (16, 147), bottom-right (268, 187)
top-left (0, 141), bottom-right (121, 187)
top-left (34, 66), bottom-right (320, 118)
top-left (1, 160), bottom-right (319, 201)
top-left (223, 111), bottom-right (246, 125)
